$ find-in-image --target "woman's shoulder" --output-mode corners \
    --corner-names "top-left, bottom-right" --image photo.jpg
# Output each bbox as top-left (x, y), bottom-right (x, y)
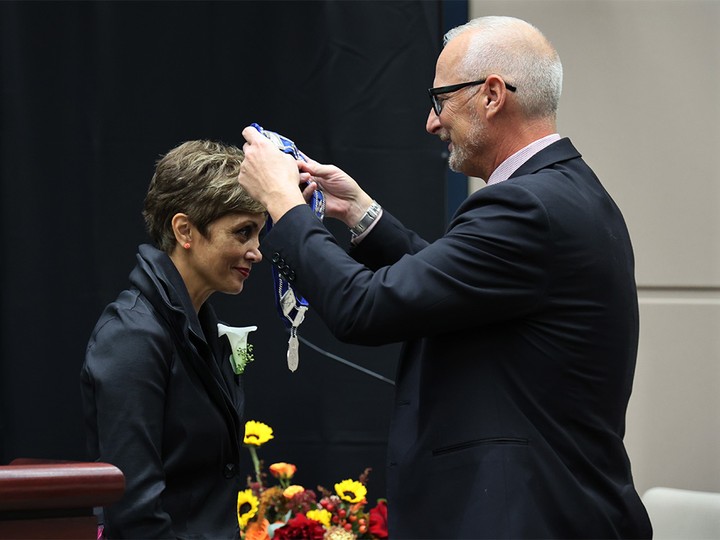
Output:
top-left (86, 288), bottom-right (176, 367)
top-left (91, 288), bottom-right (160, 334)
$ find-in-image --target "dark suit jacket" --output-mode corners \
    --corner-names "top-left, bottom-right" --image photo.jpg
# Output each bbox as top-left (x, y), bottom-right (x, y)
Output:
top-left (261, 139), bottom-right (652, 538)
top-left (81, 244), bottom-right (244, 539)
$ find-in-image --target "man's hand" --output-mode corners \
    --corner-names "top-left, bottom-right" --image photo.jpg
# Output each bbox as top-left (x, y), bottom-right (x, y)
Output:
top-left (238, 126), bottom-right (305, 222)
top-left (298, 158), bottom-right (374, 228)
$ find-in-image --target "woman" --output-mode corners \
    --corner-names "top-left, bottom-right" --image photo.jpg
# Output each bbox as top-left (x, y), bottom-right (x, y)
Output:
top-left (80, 140), bottom-right (266, 539)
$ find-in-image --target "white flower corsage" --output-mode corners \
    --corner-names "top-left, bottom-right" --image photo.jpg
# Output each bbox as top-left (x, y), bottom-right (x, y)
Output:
top-left (217, 323), bottom-right (257, 375)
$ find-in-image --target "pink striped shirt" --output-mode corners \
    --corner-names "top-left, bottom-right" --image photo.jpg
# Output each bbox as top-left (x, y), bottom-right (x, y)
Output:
top-left (486, 133), bottom-right (561, 186)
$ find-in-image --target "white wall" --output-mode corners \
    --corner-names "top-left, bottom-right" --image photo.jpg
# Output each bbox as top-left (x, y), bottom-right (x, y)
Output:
top-left (469, 0), bottom-right (720, 495)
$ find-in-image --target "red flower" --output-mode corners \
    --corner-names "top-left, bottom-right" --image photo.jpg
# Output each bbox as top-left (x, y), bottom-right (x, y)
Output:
top-left (368, 500), bottom-right (388, 539)
top-left (273, 513), bottom-right (325, 540)
top-left (370, 499), bottom-right (388, 538)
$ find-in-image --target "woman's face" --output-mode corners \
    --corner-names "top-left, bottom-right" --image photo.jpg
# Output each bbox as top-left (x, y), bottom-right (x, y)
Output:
top-left (186, 212), bottom-right (266, 301)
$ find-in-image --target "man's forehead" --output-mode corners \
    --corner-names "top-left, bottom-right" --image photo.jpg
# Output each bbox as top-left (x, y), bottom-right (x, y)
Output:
top-left (434, 32), bottom-right (471, 84)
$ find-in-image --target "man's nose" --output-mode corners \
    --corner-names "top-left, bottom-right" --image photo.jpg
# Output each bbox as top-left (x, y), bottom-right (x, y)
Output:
top-left (426, 108), bottom-right (441, 135)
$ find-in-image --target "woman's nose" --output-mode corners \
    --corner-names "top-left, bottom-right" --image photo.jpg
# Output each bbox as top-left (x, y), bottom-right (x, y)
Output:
top-left (246, 245), bottom-right (262, 263)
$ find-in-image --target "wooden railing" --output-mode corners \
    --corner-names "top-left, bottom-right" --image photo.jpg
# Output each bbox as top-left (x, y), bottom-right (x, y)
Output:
top-left (0, 459), bottom-right (124, 539)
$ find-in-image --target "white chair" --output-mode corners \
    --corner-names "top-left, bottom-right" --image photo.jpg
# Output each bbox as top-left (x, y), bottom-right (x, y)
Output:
top-left (642, 486), bottom-right (720, 539)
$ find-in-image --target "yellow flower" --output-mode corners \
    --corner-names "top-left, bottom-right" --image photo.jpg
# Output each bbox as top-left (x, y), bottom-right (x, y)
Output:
top-left (334, 479), bottom-right (367, 504)
top-left (306, 508), bottom-right (332, 529)
top-left (237, 489), bottom-right (259, 528)
top-left (244, 420), bottom-right (274, 447)
top-left (283, 484), bottom-right (305, 499)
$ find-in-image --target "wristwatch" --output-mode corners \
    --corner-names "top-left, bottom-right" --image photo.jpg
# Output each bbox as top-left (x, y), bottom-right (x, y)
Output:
top-left (350, 200), bottom-right (382, 237)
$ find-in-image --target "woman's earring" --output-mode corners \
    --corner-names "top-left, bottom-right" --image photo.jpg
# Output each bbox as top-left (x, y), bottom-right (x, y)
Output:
top-left (183, 242), bottom-right (191, 250)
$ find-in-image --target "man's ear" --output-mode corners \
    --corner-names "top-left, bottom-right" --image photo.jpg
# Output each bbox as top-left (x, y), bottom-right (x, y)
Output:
top-left (171, 213), bottom-right (192, 247)
top-left (483, 74), bottom-right (508, 117)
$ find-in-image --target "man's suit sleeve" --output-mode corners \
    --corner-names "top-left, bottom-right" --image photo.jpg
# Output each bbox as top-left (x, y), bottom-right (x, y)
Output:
top-left (261, 184), bottom-right (551, 346)
top-left (349, 211), bottom-right (430, 270)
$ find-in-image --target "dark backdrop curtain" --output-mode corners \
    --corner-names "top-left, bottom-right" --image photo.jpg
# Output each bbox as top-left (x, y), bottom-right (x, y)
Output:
top-left (0, 0), bottom-right (448, 503)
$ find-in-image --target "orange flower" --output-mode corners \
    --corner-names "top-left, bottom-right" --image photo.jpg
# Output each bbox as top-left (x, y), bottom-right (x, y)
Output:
top-left (283, 485), bottom-right (305, 499)
top-left (269, 462), bottom-right (297, 480)
top-left (244, 518), bottom-right (270, 540)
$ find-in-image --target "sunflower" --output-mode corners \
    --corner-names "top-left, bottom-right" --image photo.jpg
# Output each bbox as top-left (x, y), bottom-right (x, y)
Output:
top-left (243, 420), bottom-right (274, 447)
top-left (306, 508), bottom-right (332, 529)
top-left (334, 479), bottom-right (367, 504)
top-left (237, 488), bottom-right (260, 528)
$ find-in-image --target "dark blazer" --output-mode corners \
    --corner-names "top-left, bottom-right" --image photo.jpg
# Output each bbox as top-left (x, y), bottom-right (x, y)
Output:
top-left (261, 139), bottom-right (652, 539)
top-left (81, 244), bottom-right (244, 539)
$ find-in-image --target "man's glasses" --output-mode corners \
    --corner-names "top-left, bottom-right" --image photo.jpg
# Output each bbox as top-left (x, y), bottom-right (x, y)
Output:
top-left (428, 78), bottom-right (517, 116)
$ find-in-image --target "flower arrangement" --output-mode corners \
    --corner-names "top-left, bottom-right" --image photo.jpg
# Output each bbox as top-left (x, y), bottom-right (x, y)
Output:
top-left (239, 420), bottom-right (389, 540)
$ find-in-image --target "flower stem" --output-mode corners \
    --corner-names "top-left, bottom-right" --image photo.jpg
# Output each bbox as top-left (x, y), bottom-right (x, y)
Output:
top-left (248, 446), bottom-right (263, 489)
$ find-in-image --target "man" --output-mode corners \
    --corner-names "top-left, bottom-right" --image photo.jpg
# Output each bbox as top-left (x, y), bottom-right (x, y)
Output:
top-left (238, 16), bottom-right (652, 539)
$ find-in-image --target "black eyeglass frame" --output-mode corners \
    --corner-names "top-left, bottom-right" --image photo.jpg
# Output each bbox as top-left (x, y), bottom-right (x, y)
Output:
top-left (428, 78), bottom-right (517, 116)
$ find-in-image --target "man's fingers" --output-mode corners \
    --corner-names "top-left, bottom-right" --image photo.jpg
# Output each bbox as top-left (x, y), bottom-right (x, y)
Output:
top-left (302, 181), bottom-right (318, 202)
top-left (241, 125), bottom-right (262, 143)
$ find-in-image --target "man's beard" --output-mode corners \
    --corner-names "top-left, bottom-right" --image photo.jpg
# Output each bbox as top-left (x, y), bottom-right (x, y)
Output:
top-left (447, 116), bottom-right (485, 174)
top-left (448, 143), bottom-right (470, 173)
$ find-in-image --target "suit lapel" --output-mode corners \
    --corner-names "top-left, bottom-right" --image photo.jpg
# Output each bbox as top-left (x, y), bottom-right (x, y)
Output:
top-left (145, 292), bottom-right (242, 460)
top-left (184, 317), bottom-right (242, 456)
top-left (132, 246), bottom-right (242, 459)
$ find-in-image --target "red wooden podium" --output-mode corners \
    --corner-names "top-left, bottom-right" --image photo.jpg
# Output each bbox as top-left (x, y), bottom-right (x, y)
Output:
top-left (0, 459), bottom-right (124, 539)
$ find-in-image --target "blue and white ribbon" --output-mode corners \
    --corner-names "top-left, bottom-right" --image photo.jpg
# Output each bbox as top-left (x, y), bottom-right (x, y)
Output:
top-left (251, 123), bottom-right (325, 371)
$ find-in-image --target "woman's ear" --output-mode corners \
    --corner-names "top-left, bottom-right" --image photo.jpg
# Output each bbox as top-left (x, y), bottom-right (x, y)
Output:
top-left (171, 213), bottom-right (192, 248)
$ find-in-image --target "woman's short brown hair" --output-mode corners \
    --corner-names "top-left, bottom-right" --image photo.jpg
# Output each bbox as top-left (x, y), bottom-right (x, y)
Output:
top-left (143, 140), bottom-right (266, 253)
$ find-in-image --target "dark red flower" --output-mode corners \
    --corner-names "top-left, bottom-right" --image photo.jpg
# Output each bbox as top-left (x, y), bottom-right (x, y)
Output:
top-left (273, 513), bottom-right (325, 540)
top-left (368, 500), bottom-right (388, 539)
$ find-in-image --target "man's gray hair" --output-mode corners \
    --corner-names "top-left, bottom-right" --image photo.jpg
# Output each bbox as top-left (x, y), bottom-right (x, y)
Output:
top-left (444, 16), bottom-right (563, 119)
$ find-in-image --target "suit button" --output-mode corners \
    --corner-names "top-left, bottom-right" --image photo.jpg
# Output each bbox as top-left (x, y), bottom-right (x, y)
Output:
top-left (287, 271), bottom-right (296, 281)
top-left (272, 253), bottom-right (281, 263)
top-left (223, 463), bottom-right (236, 478)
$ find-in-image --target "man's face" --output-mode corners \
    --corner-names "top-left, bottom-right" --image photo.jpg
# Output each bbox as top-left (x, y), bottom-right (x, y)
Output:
top-left (426, 33), bottom-right (487, 178)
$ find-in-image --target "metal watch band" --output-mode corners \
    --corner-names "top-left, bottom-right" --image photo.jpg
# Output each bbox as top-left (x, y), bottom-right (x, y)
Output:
top-left (350, 200), bottom-right (381, 236)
